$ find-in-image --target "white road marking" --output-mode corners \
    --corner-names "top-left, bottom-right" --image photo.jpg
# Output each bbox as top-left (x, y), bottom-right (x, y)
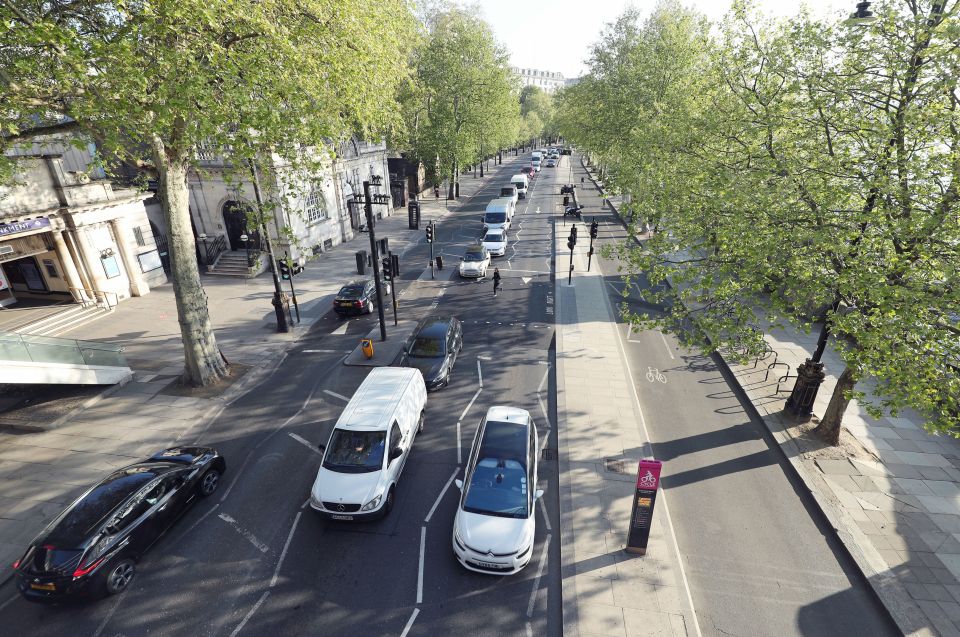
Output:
top-left (330, 323), bottom-right (348, 335)
top-left (302, 349), bottom-right (351, 354)
top-left (476, 358), bottom-right (483, 387)
top-left (425, 468), bottom-right (460, 523)
top-left (218, 513), bottom-right (270, 554)
top-left (301, 497), bottom-right (310, 510)
top-left (0, 594), bottom-right (19, 613)
top-left (417, 526), bottom-right (426, 604)
top-left (477, 355), bottom-right (492, 361)
top-left (526, 534), bottom-right (551, 618)
top-left (535, 206), bottom-right (541, 214)
top-left (174, 502), bottom-right (219, 543)
top-left (229, 590), bottom-right (270, 637)
top-left (92, 591), bottom-right (125, 637)
top-left (457, 388), bottom-right (483, 465)
top-left (324, 390), bottom-right (350, 402)
top-left (288, 432), bottom-right (321, 454)
top-left (400, 608), bottom-right (421, 637)
top-left (270, 511), bottom-right (302, 588)
top-left (537, 495), bottom-right (552, 532)
top-left (521, 276), bottom-right (532, 285)
top-left (526, 622), bottom-right (534, 637)
top-left (659, 331), bottom-right (675, 359)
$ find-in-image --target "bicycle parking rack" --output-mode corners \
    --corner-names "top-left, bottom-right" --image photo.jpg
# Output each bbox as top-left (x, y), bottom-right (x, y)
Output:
top-left (762, 361), bottom-right (796, 393)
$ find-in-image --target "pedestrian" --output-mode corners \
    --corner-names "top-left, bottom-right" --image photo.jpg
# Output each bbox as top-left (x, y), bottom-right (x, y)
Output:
top-left (580, 176), bottom-right (584, 184)
top-left (493, 268), bottom-right (501, 297)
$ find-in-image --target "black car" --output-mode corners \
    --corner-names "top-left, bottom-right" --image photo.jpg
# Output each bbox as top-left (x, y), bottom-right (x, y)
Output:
top-left (13, 447), bottom-right (225, 602)
top-left (399, 316), bottom-right (463, 390)
top-left (334, 279), bottom-right (378, 316)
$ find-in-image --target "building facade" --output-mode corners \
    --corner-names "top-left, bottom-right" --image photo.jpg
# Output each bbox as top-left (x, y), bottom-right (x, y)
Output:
top-left (513, 67), bottom-right (567, 93)
top-left (181, 138), bottom-right (394, 267)
top-left (0, 154), bottom-right (165, 309)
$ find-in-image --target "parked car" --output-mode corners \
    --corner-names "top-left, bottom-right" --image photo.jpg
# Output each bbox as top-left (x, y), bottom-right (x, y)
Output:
top-left (13, 447), bottom-right (225, 602)
top-left (482, 228), bottom-right (508, 257)
top-left (459, 244), bottom-right (491, 279)
top-left (453, 406), bottom-right (541, 575)
top-left (310, 367), bottom-right (426, 520)
top-left (334, 279), bottom-right (379, 316)
top-left (399, 316), bottom-right (464, 390)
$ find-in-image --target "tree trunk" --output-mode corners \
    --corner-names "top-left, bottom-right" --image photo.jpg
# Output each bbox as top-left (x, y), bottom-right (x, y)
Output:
top-left (814, 366), bottom-right (857, 446)
top-left (152, 137), bottom-right (228, 386)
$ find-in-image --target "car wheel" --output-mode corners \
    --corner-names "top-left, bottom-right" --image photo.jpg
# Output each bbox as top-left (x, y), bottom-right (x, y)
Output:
top-left (366, 299), bottom-right (374, 314)
top-left (417, 410), bottom-right (425, 434)
top-left (382, 486), bottom-right (396, 518)
top-left (199, 469), bottom-right (221, 497)
top-left (103, 558), bottom-right (135, 596)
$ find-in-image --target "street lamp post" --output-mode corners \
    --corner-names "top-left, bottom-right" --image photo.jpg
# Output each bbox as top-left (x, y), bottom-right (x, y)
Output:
top-left (356, 179), bottom-right (392, 341)
top-left (240, 233), bottom-right (251, 267)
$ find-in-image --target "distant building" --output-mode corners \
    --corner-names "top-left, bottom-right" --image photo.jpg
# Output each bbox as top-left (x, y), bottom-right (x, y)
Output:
top-left (513, 67), bottom-right (568, 93)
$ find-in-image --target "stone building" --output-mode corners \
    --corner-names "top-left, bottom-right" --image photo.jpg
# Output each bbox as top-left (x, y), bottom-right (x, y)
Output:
top-left (0, 154), bottom-right (165, 313)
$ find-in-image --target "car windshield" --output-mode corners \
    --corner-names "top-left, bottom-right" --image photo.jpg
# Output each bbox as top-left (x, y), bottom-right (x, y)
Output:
top-left (484, 212), bottom-right (506, 224)
top-left (501, 189), bottom-right (514, 197)
top-left (464, 249), bottom-right (487, 262)
top-left (322, 430), bottom-right (385, 473)
top-left (485, 233), bottom-right (504, 243)
top-left (408, 336), bottom-right (445, 357)
top-left (463, 458), bottom-right (528, 518)
top-left (338, 285), bottom-right (364, 299)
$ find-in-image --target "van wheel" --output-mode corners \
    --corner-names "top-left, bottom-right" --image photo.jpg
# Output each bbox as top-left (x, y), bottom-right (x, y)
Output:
top-left (417, 411), bottom-right (425, 434)
top-left (382, 487), bottom-right (396, 517)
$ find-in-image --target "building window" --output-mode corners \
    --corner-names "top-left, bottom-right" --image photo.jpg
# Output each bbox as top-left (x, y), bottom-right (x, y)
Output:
top-left (133, 226), bottom-right (146, 247)
top-left (304, 186), bottom-right (328, 224)
top-left (42, 259), bottom-right (59, 278)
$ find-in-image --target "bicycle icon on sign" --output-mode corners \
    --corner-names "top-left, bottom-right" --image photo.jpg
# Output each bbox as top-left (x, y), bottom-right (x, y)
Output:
top-left (645, 367), bottom-right (666, 384)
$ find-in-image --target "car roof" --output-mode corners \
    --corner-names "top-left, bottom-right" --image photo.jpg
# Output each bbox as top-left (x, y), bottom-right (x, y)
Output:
top-left (341, 279), bottom-right (370, 288)
top-left (335, 367), bottom-right (422, 432)
top-left (466, 244), bottom-right (486, 253)
top-left (414, 318), bottom-right (453, 339)
top-left (40, 463), bottom-right (181, 544)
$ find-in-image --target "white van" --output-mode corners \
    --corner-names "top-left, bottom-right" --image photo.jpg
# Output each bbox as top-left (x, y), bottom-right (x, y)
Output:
top-left (510, 174), bottom-right (529, 199)
top-left (531, 151), bottom-right (543, 163)
top-left (499, 185), bottom-right (519, 208)
top-left (483, 199), bottom-right (513, 232)
top-left (310, 367), bottom-right (427, 520)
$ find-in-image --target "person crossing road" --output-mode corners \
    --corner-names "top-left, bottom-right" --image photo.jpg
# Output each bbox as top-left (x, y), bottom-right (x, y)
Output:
top-left (493, 267), bottom-right (501, 296)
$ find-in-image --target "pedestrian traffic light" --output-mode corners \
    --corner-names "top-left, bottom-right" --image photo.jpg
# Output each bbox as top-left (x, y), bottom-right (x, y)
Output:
top-left (567, 238), bottom-right (575, 250)
top-left (571, 224), bottom-right (578, 238)
top-left (381, 257), bottom-right (392, 281)
top-left (278, 259), bottom-right (291, 280)
top-left (425, 224), bottom-right (433, 243)
top-left (590, 220), bottom-right (599, 239)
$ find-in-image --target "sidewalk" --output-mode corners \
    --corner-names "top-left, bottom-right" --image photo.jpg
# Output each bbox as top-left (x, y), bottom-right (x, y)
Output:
top-left (582, 159), bottom-right (960, 636)
top-left (555, 219), bottom-right (699, 636)
top-left (0, 154), bottom-right (526, 578)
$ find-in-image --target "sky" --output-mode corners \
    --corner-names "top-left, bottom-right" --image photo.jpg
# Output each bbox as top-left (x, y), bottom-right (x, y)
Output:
top-left (475, 0), bottom-right (850, 79)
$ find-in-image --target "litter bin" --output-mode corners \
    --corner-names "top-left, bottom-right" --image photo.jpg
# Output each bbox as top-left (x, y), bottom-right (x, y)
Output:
top-left (435, 255), bottom-right (443, 270)
top-left (360, 339), bottom-right (374, 359)
top-left (355, 250), bottom-right (367, 275)
top-left (563, 195), bottom-right (569, 207)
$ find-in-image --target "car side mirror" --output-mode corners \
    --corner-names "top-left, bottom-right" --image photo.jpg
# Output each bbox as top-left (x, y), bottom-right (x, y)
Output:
top-left (389, 447), bottom-right (403, 461)
top-left (455, 479), bottom-right (464, 491)
top-left (535, 489), bottom-right (544, 500)
top-left (317, 443), bottom-right (326, 454)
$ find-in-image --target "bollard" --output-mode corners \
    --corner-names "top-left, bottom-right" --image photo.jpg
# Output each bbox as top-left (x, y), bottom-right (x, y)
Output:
top-left (360, 339), bottom-right (374, 359)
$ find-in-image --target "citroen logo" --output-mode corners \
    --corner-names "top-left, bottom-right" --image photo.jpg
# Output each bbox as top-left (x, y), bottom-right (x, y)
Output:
top-left (487, 550), bottom-right (494, 557)
top-left (338, 504), bottom-right (345, 512)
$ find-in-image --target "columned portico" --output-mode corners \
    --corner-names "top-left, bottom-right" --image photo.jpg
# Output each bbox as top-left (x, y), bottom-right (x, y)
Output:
top-left (50, 230), bottom-right (89, 302)
top-left (110, 217), bottom-right (149, 296)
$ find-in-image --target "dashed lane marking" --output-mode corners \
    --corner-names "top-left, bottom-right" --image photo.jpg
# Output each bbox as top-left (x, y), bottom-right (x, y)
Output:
top-left (270, 511), bottom-right (302, 588)
top-left (425, 468), bottom-right (460, 524)
top-left (288, 432), bottom-right (321, 455)
top-left (526, 534), bottom-right (551, 618)
top-left (229, 590), bottom-right (270, 637)
top-left (218, 513), bottom-right (270, 554)
top-left (323, 390), bottom-right (350, 402)
top-left (400, 609), bottom-right (420, 637)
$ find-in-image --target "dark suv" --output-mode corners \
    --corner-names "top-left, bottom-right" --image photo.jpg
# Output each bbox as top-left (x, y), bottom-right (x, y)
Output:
top-left (334, 279), bottom-right (378, 316)
top-left (399, 316), bottom-right (463, 390)
top-left (13, 447), bottom-right (224, 602)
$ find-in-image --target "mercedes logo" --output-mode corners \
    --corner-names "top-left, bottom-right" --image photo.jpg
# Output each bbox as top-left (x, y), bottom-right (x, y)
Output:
top-left (337, 504), bottom-right (345, 512)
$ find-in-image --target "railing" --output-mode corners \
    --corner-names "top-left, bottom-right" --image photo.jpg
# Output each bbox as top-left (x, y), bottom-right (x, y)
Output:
top-left (0, 331), bottom-right (127, 368)
top-left (69, 287), bottom-right (120, 310)
top-left (199, 235), bottom-right (228, 266)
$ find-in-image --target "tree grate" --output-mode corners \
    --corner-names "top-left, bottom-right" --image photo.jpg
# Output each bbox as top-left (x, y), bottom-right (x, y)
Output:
top-left (604, 458), bottom-right (628, 474)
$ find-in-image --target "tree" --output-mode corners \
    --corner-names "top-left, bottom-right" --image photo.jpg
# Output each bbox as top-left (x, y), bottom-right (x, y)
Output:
top-left (399, 6), bottom-right (521, 196)
top-left (1, 0), bottom-right (416, 386)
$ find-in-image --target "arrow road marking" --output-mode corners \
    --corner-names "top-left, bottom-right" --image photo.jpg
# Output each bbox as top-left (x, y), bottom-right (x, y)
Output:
top-left (331, 323), bottom-right (348, 335)
top-left (522, 277), bottom-right (532, 285)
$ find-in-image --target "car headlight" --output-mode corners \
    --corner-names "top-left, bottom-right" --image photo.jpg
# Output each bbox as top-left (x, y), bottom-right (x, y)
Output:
top-left (454, 528), bottom-right (466, 550)
top-left (361, 494), bottom-right (383, 511)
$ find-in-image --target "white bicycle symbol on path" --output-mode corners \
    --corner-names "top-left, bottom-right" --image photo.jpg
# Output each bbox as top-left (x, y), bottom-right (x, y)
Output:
top-left (645, 367), bottom-right (667, 384)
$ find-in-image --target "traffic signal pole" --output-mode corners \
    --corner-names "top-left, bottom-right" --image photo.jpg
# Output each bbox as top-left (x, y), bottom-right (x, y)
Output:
top-left (363, 180), bottom-right (388, 342)
top-left (389, 252), bottom-right (399, 326)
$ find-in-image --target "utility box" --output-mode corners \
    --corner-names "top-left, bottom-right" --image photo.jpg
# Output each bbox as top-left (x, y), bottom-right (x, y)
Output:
top-left (360, 339), bottom-right (374, 359)
top-left (355, 250), bottom-right (367, 275)
top-left (436, 255), bottom-right (444, 270)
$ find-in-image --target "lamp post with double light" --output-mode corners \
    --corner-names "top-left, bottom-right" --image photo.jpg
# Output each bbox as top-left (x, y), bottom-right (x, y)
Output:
top-left (355, 177), bottom-right (392, 341)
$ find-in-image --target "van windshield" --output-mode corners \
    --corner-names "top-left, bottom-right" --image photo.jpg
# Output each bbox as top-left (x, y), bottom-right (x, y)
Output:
top-left (500, 188), bottom-right (514, 197)
top-left (485, 213), bottom-right (507, 224)
top-left (512, 181), bottom-right (525, 189)
top-left (323, 430), bottom-right (385, 473)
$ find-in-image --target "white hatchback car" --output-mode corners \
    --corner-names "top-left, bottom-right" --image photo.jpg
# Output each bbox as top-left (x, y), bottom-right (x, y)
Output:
top-left (482, 229), bottom-right (508, 257)
top-left (459, 244), bottom-right (491, 278)
top-left (453, 406), bottom-right (541, 575)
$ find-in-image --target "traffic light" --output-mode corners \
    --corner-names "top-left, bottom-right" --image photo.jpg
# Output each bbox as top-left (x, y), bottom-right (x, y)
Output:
top-left (425, 223), bottom-right (433, 243)
top-left (571, 224), bottom-right (578, 238)
top-left (590, 220), bottom-right (599, 239)
top-left (278, 259), bottom-right (291, 280)
top-left (567, 228), bottom-right (577, 251)
top-left (381, 257), bottom-right (392, 281)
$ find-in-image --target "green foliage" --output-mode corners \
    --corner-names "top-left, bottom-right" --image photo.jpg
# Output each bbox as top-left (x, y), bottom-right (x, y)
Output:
top-left (557, 0), bottom-right (960, 434)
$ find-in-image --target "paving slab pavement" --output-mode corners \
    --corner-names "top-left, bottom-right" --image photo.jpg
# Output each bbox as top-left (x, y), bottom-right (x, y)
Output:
top-left (583, 158), bottom-right (960, 636)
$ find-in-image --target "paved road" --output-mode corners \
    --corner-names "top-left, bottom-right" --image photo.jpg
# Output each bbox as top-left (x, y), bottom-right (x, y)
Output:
top-left (574, 160), bottom-right (900, 636)
top-left (0, 151), bottom-right (564, 637)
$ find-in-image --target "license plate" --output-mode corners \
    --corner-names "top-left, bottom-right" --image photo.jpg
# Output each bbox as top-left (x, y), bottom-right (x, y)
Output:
top-left (475, 561), bottom-right (502, 569)
top-left (330, 514), bottom-right (353, 521)
top-left (30, 582), bottom-right (56, 591)
top-left (338, 301), bottom-right (353, 307)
